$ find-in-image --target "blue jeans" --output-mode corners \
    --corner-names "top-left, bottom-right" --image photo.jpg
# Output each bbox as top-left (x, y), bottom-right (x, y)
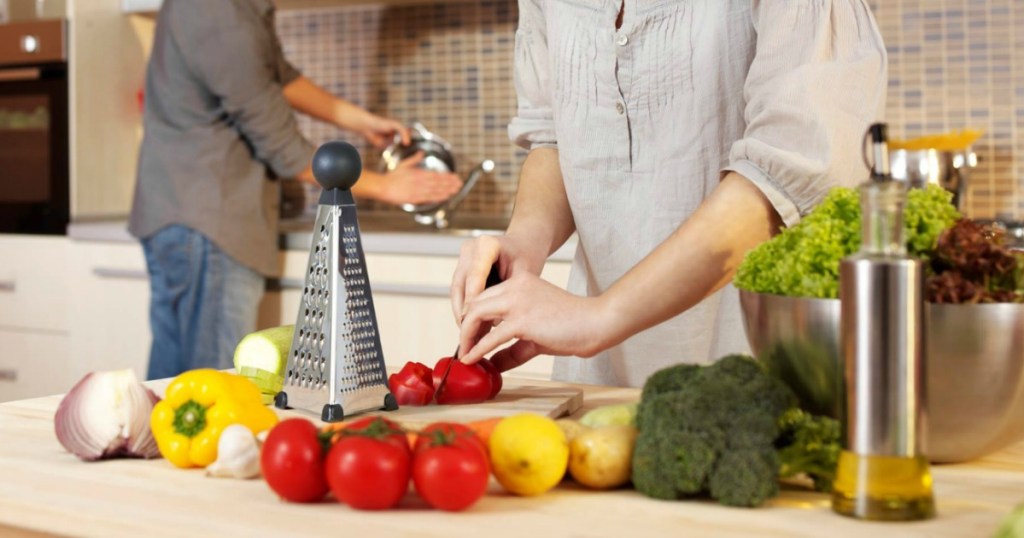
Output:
top-left (142, 225), bottom-right (265, 380)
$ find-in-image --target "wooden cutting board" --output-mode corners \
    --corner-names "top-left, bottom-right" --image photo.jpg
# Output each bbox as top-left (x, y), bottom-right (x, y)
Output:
top-left (282, 377), bottom-right (584, 428)
top-left (146, 373), bottom-right (583, 427)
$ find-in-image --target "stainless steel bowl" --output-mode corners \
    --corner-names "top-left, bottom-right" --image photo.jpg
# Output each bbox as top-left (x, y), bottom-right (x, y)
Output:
top-left (739, 289), bottom-right (1024, 463)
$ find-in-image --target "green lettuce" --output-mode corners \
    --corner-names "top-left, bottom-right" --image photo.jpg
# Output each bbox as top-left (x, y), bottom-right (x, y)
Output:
top-left (735, 185), bottom-right (960, 299)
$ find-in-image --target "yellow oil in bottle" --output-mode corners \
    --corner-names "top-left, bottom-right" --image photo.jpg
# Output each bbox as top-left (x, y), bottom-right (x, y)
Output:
top-left (831, 450), bottom-right (936, 521)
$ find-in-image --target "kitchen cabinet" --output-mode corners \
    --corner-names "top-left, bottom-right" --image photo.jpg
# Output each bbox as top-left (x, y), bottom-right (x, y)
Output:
top-left (66, 240), bottom-right (152, 381)
top-left (0, 235), bottom-right (70, 332)
top-left (0, 235), bottom-right (73, 403)
top-left (0, 329), bottom-right (72, 403)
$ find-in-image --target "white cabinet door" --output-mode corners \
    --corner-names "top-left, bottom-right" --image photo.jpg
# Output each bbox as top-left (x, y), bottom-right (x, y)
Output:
top-left (0, 329), bottom-right (72, 403)
top-left (67, 242), bottom-right (152, 381)
top-left (0, 235), bottom-right (69, 332)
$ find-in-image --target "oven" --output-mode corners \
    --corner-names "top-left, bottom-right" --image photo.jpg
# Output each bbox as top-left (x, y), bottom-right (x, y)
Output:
top-left (0, 19), bottom-right (68, 235)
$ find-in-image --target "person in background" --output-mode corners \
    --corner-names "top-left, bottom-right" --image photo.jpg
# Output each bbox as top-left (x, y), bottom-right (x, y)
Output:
top-left (450, 0), bottom-right (887, 386)
top-left (129, 0), bottom-right (461, 380)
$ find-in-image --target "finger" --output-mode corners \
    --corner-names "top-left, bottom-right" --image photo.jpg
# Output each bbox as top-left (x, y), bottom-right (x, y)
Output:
top-left (489, 340), bottom-right (543, 372)
top-left (460, 237), bottom-right (502, 319)
top-left (461, 321), bottom-right (518, 365)
top-left (450, 241), bottom-right (475, 323)
top-left (457, 288), bottom-right (508, 357)
top-left (392, 121), bottom-right (411, 146)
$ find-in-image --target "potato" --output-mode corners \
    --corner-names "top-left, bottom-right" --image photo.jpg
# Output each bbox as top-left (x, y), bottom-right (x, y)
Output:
top-left (555, 418), bottom-right (591, 443)
top-left (568, 425), bottom-right (638, 490)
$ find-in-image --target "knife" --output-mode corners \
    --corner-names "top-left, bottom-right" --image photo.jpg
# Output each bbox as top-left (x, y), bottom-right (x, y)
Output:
top-left (435, 263), bottom-right (503, 402)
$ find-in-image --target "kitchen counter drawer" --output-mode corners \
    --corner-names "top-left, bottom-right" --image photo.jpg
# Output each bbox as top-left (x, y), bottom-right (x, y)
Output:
top-left (0, 329), bottom-right (72, 403)
top-left (0, 236), bottom-right (69, 332)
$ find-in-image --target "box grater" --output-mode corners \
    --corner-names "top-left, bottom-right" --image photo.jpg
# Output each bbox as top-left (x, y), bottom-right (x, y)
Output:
top-left (274, 141), bottom-right (397, 422)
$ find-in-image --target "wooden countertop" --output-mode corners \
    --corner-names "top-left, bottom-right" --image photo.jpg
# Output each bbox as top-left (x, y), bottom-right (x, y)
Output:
top-left (0, 379), bottom-right (1020, 538)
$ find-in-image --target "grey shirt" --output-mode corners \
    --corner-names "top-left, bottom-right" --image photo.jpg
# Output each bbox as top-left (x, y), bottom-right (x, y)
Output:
top-left (129, 0), bottom-right (313, 276)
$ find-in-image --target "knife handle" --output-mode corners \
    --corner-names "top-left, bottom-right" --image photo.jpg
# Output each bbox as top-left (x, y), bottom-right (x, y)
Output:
top-left (484, 263), bottom-right (502, 289)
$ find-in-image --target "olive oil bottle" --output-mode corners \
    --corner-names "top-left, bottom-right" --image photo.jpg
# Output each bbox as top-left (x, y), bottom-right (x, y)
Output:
top-left (831, 123), bottom-right (936, 521)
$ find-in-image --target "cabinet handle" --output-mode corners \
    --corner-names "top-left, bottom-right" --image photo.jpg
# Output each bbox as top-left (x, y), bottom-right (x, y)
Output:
top-left (267, 278), bottom-right (450, 298)
top-left (0, 369), bottom-right (16, 382)
top-left (0, 280), bottom-right (14, 292)
top-left (93, 268), bottom-right (148, 280)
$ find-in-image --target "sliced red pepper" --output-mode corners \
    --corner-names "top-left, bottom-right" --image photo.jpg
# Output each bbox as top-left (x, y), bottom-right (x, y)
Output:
top-left (432, 357), bottom-right (492, 405)
top-left (389, 361), bottom-right (435, 406)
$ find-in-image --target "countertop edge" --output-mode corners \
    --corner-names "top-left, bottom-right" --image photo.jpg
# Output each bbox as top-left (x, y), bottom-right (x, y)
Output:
top-left (66, 220), bottom-right (578, 262)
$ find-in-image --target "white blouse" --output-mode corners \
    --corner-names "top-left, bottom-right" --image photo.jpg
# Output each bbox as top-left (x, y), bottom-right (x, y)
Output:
top-left (508, 0), bottom-right (887, 387)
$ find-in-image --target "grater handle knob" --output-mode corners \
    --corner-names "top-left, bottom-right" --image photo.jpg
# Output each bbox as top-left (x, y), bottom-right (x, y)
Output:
top-left (312, 141), bottom-right (363, 191)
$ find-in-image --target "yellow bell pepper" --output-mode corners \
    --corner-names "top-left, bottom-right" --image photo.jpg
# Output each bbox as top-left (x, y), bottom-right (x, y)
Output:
top-left (151, 369), bottom-right (279, 468)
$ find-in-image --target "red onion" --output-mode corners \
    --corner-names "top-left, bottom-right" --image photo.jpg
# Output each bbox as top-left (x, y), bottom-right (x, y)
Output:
top-left (54, 370), bottom-right (162, 461)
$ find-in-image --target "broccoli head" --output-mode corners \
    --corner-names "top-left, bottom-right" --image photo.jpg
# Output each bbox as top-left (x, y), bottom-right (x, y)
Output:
top-left (775, 408), bottom-right (841, 492)
top-left (631, 355), bottom-right (838, 508)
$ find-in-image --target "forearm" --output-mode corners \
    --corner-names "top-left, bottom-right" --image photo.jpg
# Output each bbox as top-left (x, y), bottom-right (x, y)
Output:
top-left (597, 172), bottom-right (783, 349)
top-left (504, 147), bottom-right (576, 272)
top-left (282, 76), bottom-right (364, 130)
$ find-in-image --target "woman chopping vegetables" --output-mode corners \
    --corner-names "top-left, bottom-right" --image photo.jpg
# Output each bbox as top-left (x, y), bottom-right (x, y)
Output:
top-left (450, 1), bottom-right (888, 386)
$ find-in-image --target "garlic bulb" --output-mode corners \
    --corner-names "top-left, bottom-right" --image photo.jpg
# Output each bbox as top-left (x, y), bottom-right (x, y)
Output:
top-left (206, 424), bottom-right (261, 479)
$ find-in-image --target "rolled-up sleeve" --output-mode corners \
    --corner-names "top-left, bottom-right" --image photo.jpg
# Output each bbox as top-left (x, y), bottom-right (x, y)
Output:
top-left (169, 3), bottom-right (313, 179)
top-left (724, 0), bottom-right (887, 227)
top-left (508, 0), bottom-right (557, 151)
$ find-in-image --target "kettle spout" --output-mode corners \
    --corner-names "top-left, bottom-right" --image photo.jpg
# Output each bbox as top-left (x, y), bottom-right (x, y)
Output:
top-left (432, 160), bottom-right (494, 229)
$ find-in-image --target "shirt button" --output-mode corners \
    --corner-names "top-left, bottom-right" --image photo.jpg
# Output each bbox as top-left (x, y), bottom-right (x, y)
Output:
top-left (616, 34), bottom-right (629, 47)
top-left (616, 102), bottom-right (625, 115)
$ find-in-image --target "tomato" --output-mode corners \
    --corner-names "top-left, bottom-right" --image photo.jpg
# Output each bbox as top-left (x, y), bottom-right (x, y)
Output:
top-left (260, 418), bottom-right (330, 503)
top-left (413, 430), bottom-right (491, 511)
top-left (478, 358), bottom-right (503, 399)
top-left (326, 434), bottom-right (412, 510)
top-left (432, 357), bottom-right (493, 405)
top-left (388, 361), bottom-right (435, 406)
top-left (413, 422), bottom-right (488, 460)
top-left (341, 416), bottom-right (410, 455)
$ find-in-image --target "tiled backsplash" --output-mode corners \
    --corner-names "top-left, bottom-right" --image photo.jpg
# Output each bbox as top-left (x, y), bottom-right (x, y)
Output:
top-left (277, 0), bottom-right (519, 219)
top-left (279, 0), bottom-right (1024, 221)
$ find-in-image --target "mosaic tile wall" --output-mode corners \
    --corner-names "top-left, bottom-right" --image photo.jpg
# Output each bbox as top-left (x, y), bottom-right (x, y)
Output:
top-left (868, 0), bottom-right (1024, 220)
top-left (276, 0), bottom-right (519, 219)
top-left (278, 0), bottom-right (1024, 221)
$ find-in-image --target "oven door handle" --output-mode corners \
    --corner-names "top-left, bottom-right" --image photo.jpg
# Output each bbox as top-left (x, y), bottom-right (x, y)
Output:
top-left (0, 68), bottom-right (42, 81)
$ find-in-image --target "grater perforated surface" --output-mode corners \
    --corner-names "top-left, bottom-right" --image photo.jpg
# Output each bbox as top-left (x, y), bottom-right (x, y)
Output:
top-left (278, 201), bottom-right (393, 421)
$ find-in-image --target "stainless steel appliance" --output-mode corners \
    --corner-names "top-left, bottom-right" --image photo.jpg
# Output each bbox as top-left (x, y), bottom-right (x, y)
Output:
top-left (0, 18), bottom-right (68, 235)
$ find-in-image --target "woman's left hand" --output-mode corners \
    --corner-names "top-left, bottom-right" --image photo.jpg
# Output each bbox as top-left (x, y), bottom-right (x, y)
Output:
top-left (457, 273), bottom-right (614, 372)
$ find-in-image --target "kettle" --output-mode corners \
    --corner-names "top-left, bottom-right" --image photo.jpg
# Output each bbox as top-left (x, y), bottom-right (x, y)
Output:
top-left (889, 148), bottom-right (977, 211)
top-left (379, 122), bottom-right (495, 229)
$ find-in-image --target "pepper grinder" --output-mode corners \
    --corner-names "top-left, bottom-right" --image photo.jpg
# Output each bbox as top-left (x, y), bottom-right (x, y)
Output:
top-left (831, 123), bottom-right (935, 521)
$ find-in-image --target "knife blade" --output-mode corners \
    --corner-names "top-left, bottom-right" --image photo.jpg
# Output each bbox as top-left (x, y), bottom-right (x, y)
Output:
top-left (435, 263), bottom-right (503, 402)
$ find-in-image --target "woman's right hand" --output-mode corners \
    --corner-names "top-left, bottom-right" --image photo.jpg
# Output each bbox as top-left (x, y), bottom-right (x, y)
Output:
top-left (380, 152), bottom-right (462, 206)
top-left (450, 234), bottom-right (545, 325)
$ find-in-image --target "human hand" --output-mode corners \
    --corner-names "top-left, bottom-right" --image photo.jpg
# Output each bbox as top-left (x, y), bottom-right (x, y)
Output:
top-left (450, 234), bottom-right (547, 325)
top-left (379, 152), bottom-right (462, 206)
top-left (351, 111), bottom-right (410, 149)
top-left (456, 272), bottom-right (613, 371)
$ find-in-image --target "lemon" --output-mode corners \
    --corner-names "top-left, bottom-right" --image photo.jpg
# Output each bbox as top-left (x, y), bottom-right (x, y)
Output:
top-left (489, 413), bottom-right (570, 496)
